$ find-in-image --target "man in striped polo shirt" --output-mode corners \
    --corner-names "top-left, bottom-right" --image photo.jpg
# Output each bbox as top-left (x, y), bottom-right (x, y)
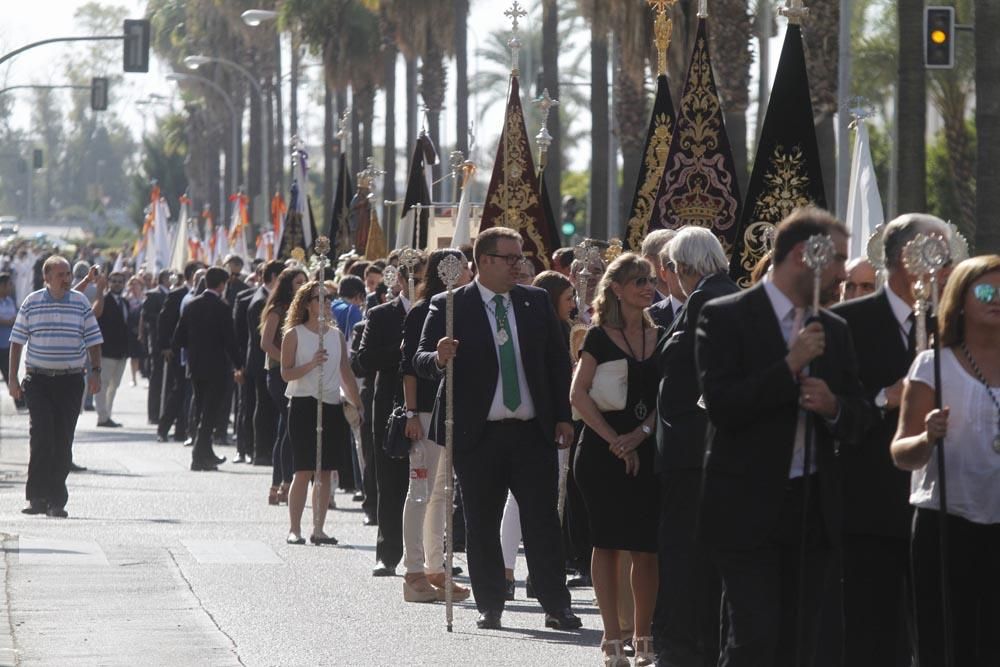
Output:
top-left (7, 255), bottom-right (103, 518)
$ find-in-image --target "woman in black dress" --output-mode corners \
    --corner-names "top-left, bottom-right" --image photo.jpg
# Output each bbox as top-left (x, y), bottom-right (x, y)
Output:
top-left (570, 252), bottom-right (660, 667)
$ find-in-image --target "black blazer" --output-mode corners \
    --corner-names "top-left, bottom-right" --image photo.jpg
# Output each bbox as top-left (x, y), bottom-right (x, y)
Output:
top-left (656, 272), bottom-right (740, 471)
top-left (830, 288), bottom-right (914, 539)
top-left (400, 300), bottom-right (439, 414)
top-left (172, 290), bottom-right (241, 382)
top-left (245, 286), bottom-right (269, 377)
top-left (695, 282), bottom-right (868, 549)
top-left (233, 287), bottom-right (255, 370)
top-left (413, 283), bottom-right (572, 455)
top-left (357, 297), bottom-right (407, 418)
top-left (648, 297), bottom-right (677, 330)
top-left (140, 286), bottom-right (167, 350)
top-left (225, 278), bottom-right (249, 310)
top-left (157, 285), bottom-right (189, 353)
top-left (97, 293), bottom-right (130, 359)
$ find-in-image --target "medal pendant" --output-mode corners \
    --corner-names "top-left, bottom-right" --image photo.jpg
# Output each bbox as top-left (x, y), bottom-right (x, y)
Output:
top-left (496, 329), bottom-right (509, 346)
top-left (634, 400), bottom-right (648, 421)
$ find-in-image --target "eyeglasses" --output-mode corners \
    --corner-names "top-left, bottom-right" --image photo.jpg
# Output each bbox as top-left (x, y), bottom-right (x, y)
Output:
top-left (664, 261), bottom-right (676, 272)
top-left (485, 253), bottom-right (526, 267)
top-left (973, 283), bottom-right (1000, 304)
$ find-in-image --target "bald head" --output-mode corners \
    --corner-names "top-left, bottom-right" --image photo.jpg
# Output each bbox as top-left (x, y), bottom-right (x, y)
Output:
top-left (841, 257), bottom-right (877, 302)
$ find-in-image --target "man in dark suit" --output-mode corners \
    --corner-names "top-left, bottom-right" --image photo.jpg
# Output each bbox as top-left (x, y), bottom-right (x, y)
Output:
top-left (233, 276), bottom-right (257, 464)
top-left (828, 213), bottom-right (949, 666)
top-left (414, 227), bottom-right (581, 631)
top-left (141, 269), bottom-right (171, 424)
top-left (695, 208), bottom-right (868, 666)
top-left (357, 255), bottom-right (426, 576)
top-left (215, 255), bottom-right (248, 444)
top-left (350, 318), bottom-right (378, 522)
top-left (157, 261), bottom-right (202, 442)
top-left (172, 267), bottom-right (243, 471)
top-left (247, 261), bottom-right (283, 466)
top-left (653, 227), bottom-right (739, 666)
top-left (642, 229), bottom-right (686, 328)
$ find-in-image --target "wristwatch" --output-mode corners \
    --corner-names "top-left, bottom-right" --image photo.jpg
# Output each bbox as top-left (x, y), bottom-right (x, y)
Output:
top-left (405, 410), bottom-right (417, 419)
top-left (640, 424), bottom-right (652, 436)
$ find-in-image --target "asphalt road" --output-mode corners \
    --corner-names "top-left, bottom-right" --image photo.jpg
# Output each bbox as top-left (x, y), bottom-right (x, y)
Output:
top-left (0, 380), bottom-right (602, 666)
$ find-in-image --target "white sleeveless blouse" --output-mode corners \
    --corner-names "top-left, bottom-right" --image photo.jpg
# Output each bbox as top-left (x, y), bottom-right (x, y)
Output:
top-left (285, 324), bottom-right (345, 404)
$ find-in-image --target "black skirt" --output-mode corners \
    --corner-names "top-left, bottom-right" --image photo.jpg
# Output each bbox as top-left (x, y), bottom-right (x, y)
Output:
top-left (287, 396), bottom-right (349, 472)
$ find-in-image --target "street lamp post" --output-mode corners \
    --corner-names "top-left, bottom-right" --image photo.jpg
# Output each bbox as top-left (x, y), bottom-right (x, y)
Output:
top-left (242, 9), bottom-right (285, 193)
top-left (185, 54), bottom-right (269, 230)
top-left (167, 72), bottom-right (239, 210)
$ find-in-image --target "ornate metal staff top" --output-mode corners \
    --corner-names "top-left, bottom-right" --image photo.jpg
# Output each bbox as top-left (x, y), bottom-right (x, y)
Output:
top-left (382, 264), bottom-right (399, 293)
top-left (803, 233), bottom-right (835, 314)
top-left (399, 248), bottom-right (422, 301)
top-left (648, 0), bottom-right (677, 76)
top-left (505, 1), bottom-right (527, 77)
top-left (780, 0), bottom-right (809, 25)
top-left (534, 88), bottom-right (559, 174)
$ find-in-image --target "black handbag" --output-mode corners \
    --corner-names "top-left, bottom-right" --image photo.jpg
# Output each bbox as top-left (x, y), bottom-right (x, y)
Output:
top-left (382, 404), bottom-right (411, 459)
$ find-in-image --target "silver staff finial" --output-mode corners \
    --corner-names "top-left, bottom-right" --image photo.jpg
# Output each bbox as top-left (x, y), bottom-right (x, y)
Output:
top-left (505, 1), bottom-right (527, 77)
top-left (780, 0), bottom-right (809, 25)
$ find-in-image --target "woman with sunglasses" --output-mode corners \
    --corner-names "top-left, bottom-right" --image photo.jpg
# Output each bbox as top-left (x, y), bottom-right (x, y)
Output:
top-left (281, 280), bottom-right (363, 545)
top-left (570, 252), bottom-right (661, 667)
top-left (892, 255), bottom-right (1000, 666)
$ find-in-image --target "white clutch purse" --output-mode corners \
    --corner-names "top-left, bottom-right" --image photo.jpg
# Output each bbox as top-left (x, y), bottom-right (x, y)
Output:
top-left (588, 358), bottom-right (628, 412)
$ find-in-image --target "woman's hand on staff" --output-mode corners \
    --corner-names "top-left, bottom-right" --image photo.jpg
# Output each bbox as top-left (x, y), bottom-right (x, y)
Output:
top-left (925, 406), bottom-right (950, 442)
top-left (435, 337), bottom-right (459, 367)
top-left (405, 415), bottom-right (424, 441)
top-left (310, 348), bottom-right (328, 368)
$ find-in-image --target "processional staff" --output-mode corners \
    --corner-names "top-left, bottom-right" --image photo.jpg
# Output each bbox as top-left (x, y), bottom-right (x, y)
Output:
top-left (309, 238), bottom-right (333, 508)
top-left (437, 252), bottom-right (464, 633)
top-left (903, 232), bottom-right (954, 667)
top-left (797, 233), bottom-right (834, 667)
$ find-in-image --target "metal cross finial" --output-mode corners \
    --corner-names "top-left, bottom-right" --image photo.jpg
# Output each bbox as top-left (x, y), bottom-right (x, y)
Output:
top-left (535, 89), bottom-right (559, 172)
top-left (505, 1), bottom-right (527, 77)
top-left (505, 1), bottom-right (527, 33)
top-left (536, 88), bottom-right (560, 129)
top-left (780, 0), bottom-right (809, 25)
top-left (336, 108), bottom-right (352, 147)
top-left (649, 0), bottom-right (676, 75)
top-left (648, 0), bottom-right (672, 12)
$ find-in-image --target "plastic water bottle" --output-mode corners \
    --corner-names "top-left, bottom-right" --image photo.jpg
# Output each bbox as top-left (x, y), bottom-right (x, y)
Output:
top-left (409, 445), bottom-right (429, 504)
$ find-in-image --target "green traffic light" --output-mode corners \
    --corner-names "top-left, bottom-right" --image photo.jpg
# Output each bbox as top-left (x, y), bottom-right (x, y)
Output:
top-left (561, 222), bottom-right (576, 236)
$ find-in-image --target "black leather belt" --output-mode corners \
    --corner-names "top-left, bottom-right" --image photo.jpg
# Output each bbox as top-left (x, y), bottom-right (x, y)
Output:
top-left (26, 366), bottom-right (84, 376)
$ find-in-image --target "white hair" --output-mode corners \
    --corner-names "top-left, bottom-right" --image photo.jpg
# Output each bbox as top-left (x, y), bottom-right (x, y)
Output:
top-left (668, 227), bottom-right (728, 277)
top-left (641, 229), bottom-right (677, 267)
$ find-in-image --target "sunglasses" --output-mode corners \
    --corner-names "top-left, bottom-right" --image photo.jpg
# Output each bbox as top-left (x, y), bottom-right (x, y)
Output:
top-left (973, 283), bottom-right (1000, 304)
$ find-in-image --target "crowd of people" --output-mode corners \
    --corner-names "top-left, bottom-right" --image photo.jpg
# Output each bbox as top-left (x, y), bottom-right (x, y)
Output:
top-left (3, 205), bottom-right (1000, 667)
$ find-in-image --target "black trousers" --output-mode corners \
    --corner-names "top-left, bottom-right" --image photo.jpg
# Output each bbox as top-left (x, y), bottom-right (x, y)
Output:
top-left (191, 375), bottom-right (226, 464)
top-left (23, 373), bottom-right (84, 508)
top-left (147, 352), bottom-right (164, 423)
top-left (252, 370), bottom-right (276, 463)
top-left (911, 508), bottom-right (1000, 667)
top-left (654, 470), bottom-right (722, 667)
top-left (842, 533), bottom-right (913, 667)
top-left (236, 374), bottom-right (256, 458)
top-left (372, 397), bottom-right (408, 567)
top-left (215, 372), bottom-right (234, 438)
top-left (563, 423), bottom-right (592, 571)
top-left (157, 356), bottom-right (189, 439)
top-left (712, 475), bottom-right (833, 667)
top-left (454, 419), bottom-right (572, 615)
top-left (359, 382), bottom-right (378, 518)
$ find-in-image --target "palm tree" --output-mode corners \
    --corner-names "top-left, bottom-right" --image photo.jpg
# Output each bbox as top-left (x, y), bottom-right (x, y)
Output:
top-left (897, 1), bottom-right (926, 213)
top-left (377, 3), bottom-right (399, 244)
top-left (580, 0), bottom-right (612, 240)
top-left (707, 0), bottom-right (753, 192)
top-left (389, 1), bottom-right (456, 200)
top-left (455, 0), bottom-right (470, 160)
top-left (976, 0), bottom-right (1000, 252)
top-left (802, 0), bottom-right (840, 209)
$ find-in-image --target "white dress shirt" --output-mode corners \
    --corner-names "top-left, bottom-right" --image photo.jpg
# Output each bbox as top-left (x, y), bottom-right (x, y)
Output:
top-left (475, 279), bottom-right (535, 421)
top-left (763, 278), bottom-right (815, 478)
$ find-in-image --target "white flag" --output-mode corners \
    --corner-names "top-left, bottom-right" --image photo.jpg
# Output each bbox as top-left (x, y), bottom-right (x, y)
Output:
top-left (846, 122), bottom-right (884, 260)
top-left (452, 168), bottom-right (474, 248)
top-left (170, 197), bottom-right (190, 272)
top-left (153, 197), bottom-right (172, 273)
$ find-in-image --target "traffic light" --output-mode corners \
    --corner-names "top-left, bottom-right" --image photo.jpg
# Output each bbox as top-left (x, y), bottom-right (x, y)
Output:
top-left (561, 195), bottom-right (579, 239)
top-left (32, 149), bottom-right (43, 170)
top-left (91, 77), bottom-right (108, 111)
top-left (123, 19), bottom-right (151, 73)
top-left (925, 6), bottom-right (955, 69)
